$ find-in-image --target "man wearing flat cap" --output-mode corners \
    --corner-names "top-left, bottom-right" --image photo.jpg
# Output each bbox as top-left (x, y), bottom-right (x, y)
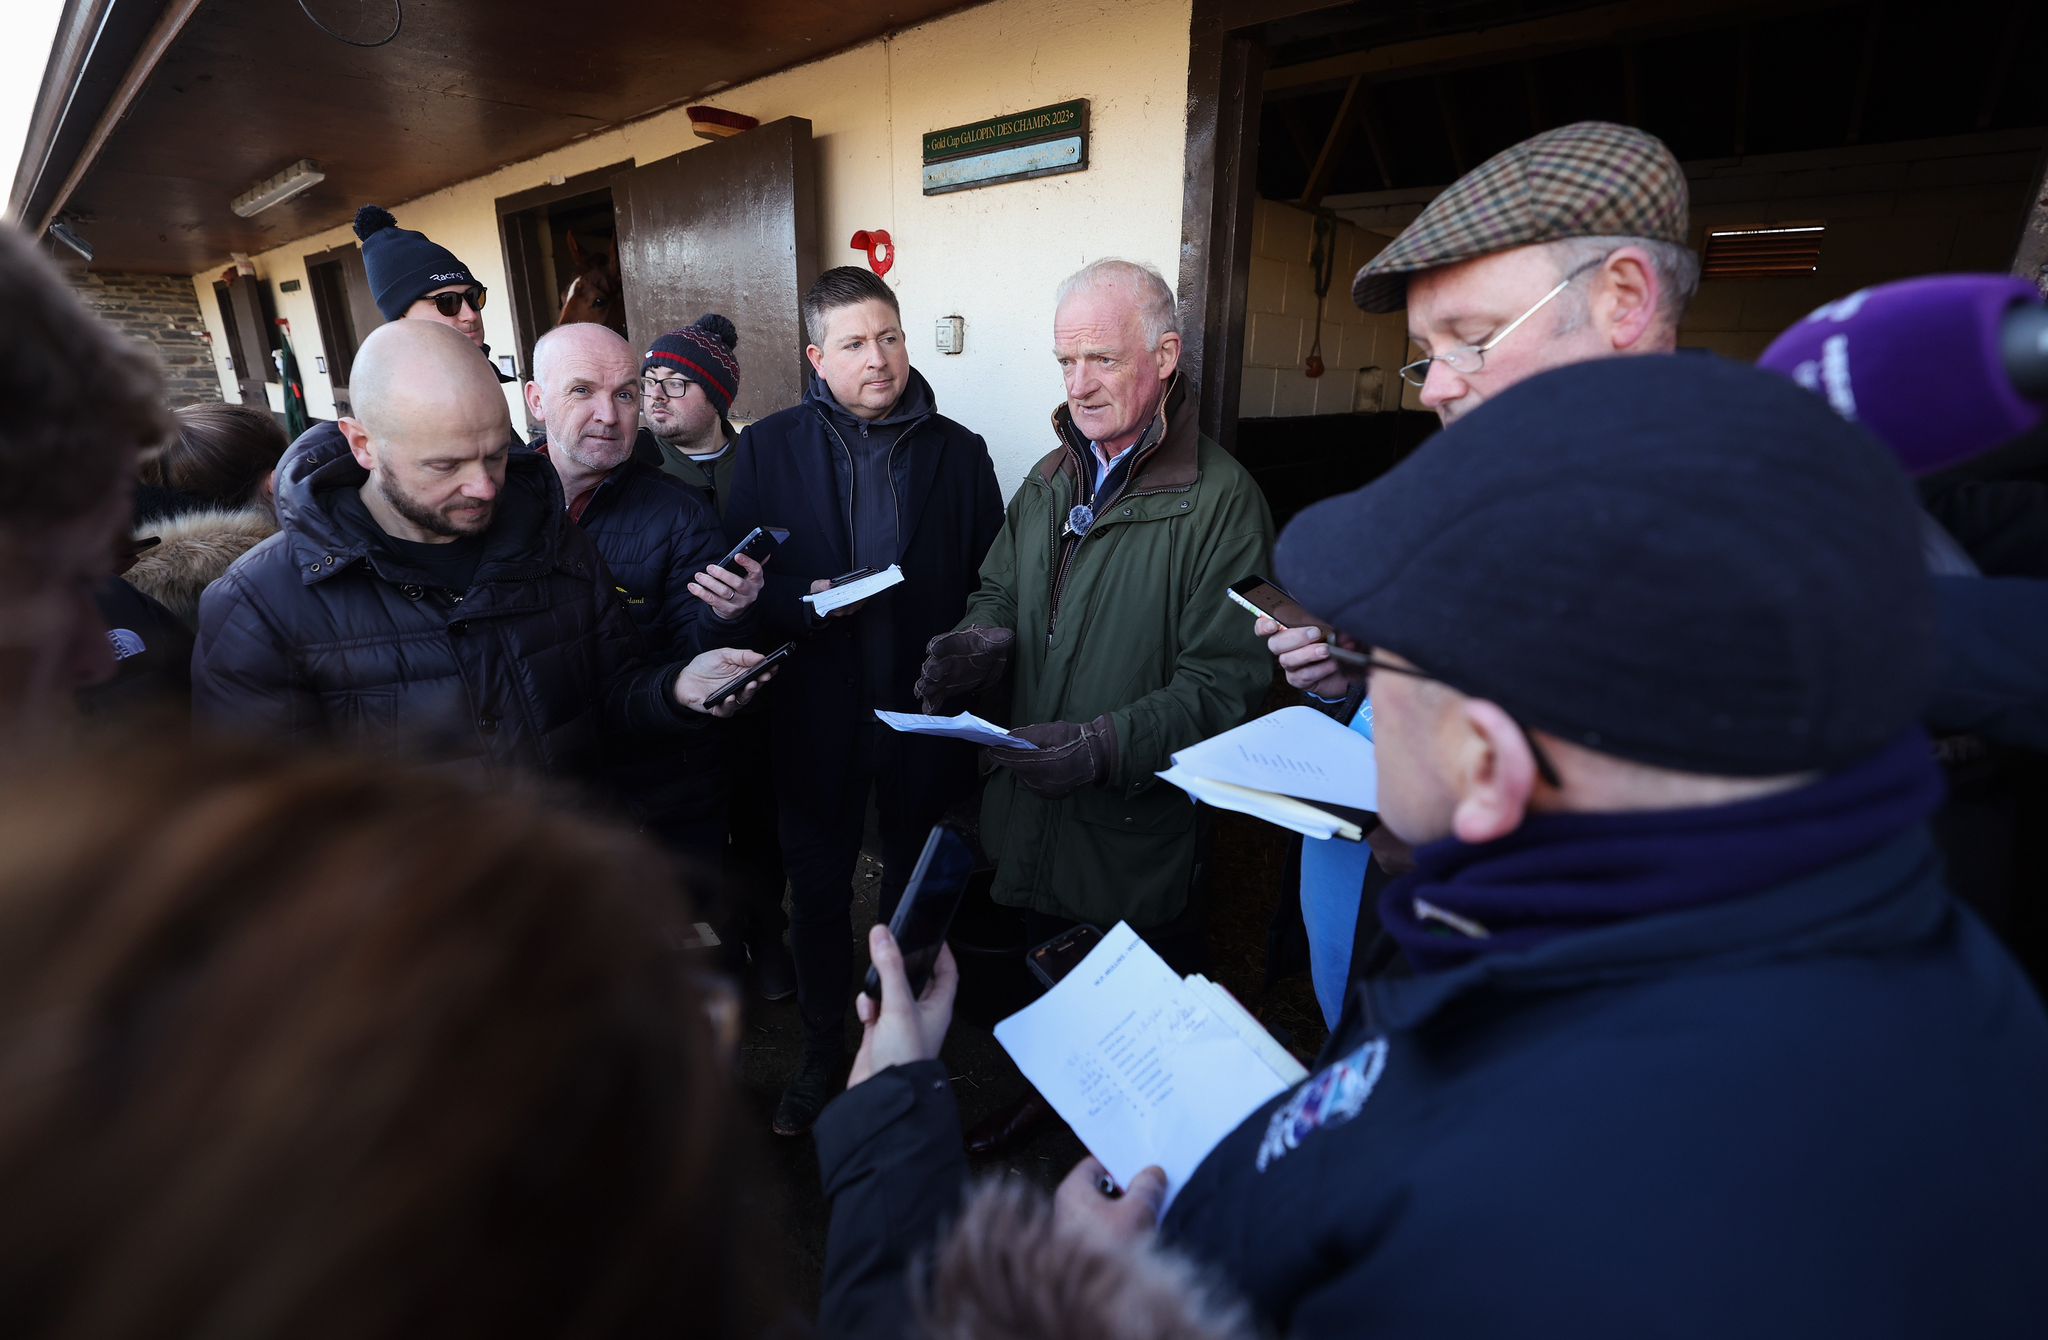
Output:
top-left (1265, 122), bottom-right (1704, 1016)
top-left (806, 357), bottom-right (2048, 1337)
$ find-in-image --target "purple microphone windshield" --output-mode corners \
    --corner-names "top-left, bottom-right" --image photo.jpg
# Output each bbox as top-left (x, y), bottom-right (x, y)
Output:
top-left (1756, 273), bottom-right (2045, 476)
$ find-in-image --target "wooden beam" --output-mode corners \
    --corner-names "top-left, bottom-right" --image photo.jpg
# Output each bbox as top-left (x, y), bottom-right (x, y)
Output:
top-left (1275, 100), bottom-right (1320, 183)
top-left (1266, 0), bottom-right (1841, 97)
top-left (33, 0), bottom-right (207, 239)
top-left (1358, 96), bottom-right (1395, 191)
top-left (9, 0), bottom-right (111, 220)
top-left (1845, 2), bottom-right (1883, 146)
top-left (1976, 0), bottom-right (2027, 131)
top-left (1732, 24), bottom-right (1751, 156)
top-left (1298, 74), bottom-right (1365, 209)
top-left (1434, 76), bottom-right (1467, 177)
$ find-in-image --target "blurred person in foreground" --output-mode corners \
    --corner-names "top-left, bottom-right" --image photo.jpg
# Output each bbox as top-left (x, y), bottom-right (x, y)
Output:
top-left (0, 222), bottom-right (173, 739)
top-left (813, 356), bottom-right (2048, 1339)
top-left (0, 738), bottom-right (771, 1338)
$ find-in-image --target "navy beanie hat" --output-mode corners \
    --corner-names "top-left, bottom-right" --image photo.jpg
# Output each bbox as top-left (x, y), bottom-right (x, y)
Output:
top-left (354, 205), bottom-right (478, 322)
top-left (643, 314), bottom-right (742, 416)
top-left (1275, 354), bottom-right (1934, 777)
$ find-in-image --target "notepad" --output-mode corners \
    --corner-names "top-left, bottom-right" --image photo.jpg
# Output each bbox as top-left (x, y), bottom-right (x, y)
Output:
top-left (994, 922), bottom-right (1307, 1205)
top-left (1157, 706), bottom-right (1377, 841)
top-left (801, 564), bottom-right (904, 614)
top-left (874, 709), bottom-right (1038, 749)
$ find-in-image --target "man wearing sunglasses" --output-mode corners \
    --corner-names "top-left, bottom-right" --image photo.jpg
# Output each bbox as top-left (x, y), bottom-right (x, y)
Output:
top-left (354, 204), bottom-right (514, 383)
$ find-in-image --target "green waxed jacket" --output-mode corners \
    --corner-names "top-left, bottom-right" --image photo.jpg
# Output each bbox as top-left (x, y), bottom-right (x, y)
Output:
top-left (960, 377), bottom-right (1275, 928)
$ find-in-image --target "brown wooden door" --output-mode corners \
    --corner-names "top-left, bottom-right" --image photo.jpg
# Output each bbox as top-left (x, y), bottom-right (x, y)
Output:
top-left (214, 272), bottom-right (275, 409)
top-left (304, 242), bottom-right (383, 415)
top-left (612, 117), bottom-right (819, 420)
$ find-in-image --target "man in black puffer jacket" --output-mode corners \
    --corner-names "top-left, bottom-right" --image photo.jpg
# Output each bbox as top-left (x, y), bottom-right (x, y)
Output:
top-left (725, 266), bottom-right (1003, 1137)
top-left (527, 322), bottom-right (763, 868)
top-left (192, 321), bottom-right (771, 776)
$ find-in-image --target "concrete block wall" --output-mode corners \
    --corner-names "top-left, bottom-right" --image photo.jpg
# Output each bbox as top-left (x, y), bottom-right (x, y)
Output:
top-left (1676, 137), bottom-right (2037, 361)
top-left (1239, 197), bottom-right (1409, 419)
top-left (68, 270), bottom-right (221, 408)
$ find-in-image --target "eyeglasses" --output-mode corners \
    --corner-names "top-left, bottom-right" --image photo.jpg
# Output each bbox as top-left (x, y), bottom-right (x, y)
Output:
top-left (427, 287), bottom-right (488, 318)
top-left (639, 376), bottom-right (694, 401)
top-left (1325, 645), bottom-right (1566, 789)
top-left (1397, 255), bottom-right (1607, 389)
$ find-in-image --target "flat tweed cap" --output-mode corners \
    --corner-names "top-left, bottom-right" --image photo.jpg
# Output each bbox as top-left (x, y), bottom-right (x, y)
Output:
top-left (1352, 121), bottom-right (1689, 314)
top-left (1275, 354), bottom-right (1933, 777)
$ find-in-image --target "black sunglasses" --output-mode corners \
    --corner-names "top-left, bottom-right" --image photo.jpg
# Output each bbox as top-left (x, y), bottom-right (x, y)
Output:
top-left (427, 287), bottom-right (487, 317)
top-left (1326, 645), bottom-right (1566, 790)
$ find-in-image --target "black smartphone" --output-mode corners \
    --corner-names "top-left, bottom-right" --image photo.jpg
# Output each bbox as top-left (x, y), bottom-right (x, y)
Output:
top-left (1227, 575), bottom-right (1324, 631)
top-left (1027, 923), bottom-right (1105, 990)
top-left (862, 824), bottom-right (978, 1001)
top-left (715, 525), bottom-right (790, 573)
top-left (826, 565), bottom-right (880, 588)
top-left (701, 642), bottom-right (794, 710)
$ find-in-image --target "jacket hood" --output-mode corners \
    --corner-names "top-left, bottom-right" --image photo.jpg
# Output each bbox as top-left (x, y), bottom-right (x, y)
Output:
top-left (274, 420), bottom-right (566, 585)
top-left (919, 1179), bottom-right (1257, 1340)
top-left (807, 365), bottom-right (938, 431)
top-left (127, 505), bottom-right (279, 627)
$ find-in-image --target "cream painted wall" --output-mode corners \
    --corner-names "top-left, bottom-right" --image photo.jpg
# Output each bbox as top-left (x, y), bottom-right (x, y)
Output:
top-left (192, 0), bottom-right (1192, 494)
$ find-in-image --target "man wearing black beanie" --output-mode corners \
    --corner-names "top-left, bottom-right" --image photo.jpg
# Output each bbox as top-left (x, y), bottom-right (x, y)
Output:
top-left (353, 205), bottom-right (514, 383)
top-left (805, 355), bottom-right (2048, 1338)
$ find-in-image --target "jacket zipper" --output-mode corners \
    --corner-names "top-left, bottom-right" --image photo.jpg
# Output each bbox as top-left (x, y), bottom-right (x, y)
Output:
top-left (820, 412), bottom-right (920, 566)
top-left (1042, 452), bottom-right (1182, 648)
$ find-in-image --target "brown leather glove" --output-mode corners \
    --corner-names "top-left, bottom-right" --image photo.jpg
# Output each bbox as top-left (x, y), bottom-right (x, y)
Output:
top-left (983, 714), bottom-right (1119, 799)
top-left (914, 626), bottom-right (1015, 713)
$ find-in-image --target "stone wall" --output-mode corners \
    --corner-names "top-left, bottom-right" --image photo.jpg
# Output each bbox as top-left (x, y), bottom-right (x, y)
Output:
top-left (67, 269), bottom-right (223, 407)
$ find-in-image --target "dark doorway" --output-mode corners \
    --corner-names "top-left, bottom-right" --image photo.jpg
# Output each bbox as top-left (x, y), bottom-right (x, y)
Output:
top-left (498, 161), bottom-right (635, 400)
top-left (612, 117), bottom-right (819, 420)
top-left (302, 241), bottom-right (382, 417)
top-left (212, 270), bottom-right (277, 411)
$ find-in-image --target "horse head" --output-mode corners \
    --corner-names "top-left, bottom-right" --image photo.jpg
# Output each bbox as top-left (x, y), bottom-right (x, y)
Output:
top-left (558, 233), bottom-right (628, 337)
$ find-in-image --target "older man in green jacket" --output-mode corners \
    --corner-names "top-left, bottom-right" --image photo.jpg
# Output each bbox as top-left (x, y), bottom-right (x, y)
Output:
top-left (918, 258), bottom-right (1274, 956)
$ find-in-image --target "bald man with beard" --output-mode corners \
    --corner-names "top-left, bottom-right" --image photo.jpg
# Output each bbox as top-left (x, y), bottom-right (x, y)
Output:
top-left (193, 320), bottom-right (771, 775)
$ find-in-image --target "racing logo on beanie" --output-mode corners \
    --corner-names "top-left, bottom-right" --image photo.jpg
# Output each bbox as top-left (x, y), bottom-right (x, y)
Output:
top-left (1255, 1037), bottom-right (1387, 1172)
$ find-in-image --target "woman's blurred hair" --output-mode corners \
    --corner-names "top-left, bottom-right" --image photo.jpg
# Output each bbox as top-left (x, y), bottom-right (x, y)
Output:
top-left (0, 738), bottom-right (769, 1340)
top-left (147, 402), bottom-right (287, 513)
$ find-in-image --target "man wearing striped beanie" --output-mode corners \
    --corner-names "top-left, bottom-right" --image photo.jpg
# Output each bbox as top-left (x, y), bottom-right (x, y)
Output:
top-left (641, 314), bottom-right (744, 517)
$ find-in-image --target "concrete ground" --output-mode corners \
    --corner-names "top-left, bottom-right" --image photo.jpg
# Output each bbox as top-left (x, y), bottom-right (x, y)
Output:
top-left (729, 809), bottom-right (1326, 1313)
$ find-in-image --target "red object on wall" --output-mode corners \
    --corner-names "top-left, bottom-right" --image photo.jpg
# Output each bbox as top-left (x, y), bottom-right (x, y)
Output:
top-left (850, 229), bottom-right (894, 277)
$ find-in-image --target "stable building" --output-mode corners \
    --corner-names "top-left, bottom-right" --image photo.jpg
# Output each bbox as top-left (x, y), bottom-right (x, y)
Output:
top-left (15, 0), bottom-right (2048, 503)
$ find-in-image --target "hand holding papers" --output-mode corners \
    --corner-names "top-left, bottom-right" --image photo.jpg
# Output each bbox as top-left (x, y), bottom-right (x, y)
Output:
top-left (1158, 706), bottom-right (1377, 841)
top-left (995, 922), bottom-right (1306, 1205)
top-left (875, 709), bottom-right (1039, 749)
top-left (802, 564), bottom-right (904, 615)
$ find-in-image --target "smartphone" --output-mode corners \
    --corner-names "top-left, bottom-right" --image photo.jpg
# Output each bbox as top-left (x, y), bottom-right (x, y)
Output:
top-left (1027, 923), bottom-right (1105, 990)
top-left (862, 824), bottom-right (979, 1000)
top-left (701, 641), bottom-right (794, 710)
top-left (826, 565), bottom-right (880, 588)
top-left (1227, 575), bottom-right (1324, 631)
top-left (715, 525), bottom-right (790, 573)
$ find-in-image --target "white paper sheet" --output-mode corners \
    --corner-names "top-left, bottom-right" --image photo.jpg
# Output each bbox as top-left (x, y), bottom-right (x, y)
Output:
top-left (994, 922), bottom-right (1296, 1204)
top-left (1156, 766), bottom-right (1364, 841)
top-left (800, 564), bottom-right (904, 614)
top-left (1166, 705), bottom-right (1377, 810)
top-left (874, 709), bottom-right (1038, 749)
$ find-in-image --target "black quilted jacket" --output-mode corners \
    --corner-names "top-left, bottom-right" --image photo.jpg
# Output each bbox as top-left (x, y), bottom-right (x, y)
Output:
top-left (192, 421), bottom-right (698, 777)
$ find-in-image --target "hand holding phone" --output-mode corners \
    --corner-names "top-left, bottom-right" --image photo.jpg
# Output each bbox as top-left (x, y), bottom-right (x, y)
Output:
top-left (701, 641), bottom-right (794, 710)
top-left (808, 567), bottom-right (880, 621)
top-left (717, 526), bottom-right (790, 574)
top-left (1226, 575), bottom-right (1322, 631)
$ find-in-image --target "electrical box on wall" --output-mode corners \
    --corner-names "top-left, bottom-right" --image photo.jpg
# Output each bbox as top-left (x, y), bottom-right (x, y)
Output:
top-left (935, 315), bottom-right (964, 354)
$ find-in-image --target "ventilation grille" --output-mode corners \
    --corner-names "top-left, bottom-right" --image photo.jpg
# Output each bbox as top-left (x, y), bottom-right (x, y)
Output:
top-left (1701, 225), bottom-right (1825, 279)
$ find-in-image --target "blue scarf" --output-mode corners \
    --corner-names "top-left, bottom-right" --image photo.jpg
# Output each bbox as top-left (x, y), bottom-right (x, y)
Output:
top-left (1380, 732), bottom-right (1946, 972)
